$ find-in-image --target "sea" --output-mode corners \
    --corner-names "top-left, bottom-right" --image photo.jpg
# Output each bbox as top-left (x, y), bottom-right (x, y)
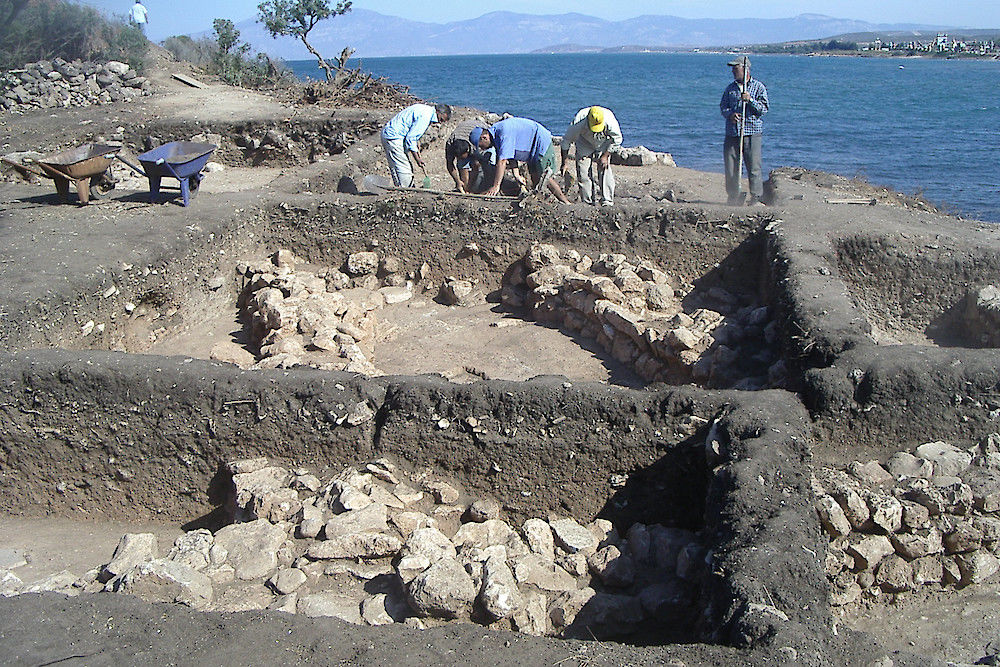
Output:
top-left (289, 53), bottom-right (1000, 223)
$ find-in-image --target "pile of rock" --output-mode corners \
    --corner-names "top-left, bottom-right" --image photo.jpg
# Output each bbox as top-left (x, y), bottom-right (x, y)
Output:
top-left (611, 145), bottom-right (676, 168)
top-left (502, 243), bottom-right (785, 389)
top-left (816, 435), bottom-right (1000, 607)
top-left (1, 457), bottom-right (707, 640)
top-left (1, 59), bottom-right (150, 113)
top-left (235, 249), bottom-right (419, 373)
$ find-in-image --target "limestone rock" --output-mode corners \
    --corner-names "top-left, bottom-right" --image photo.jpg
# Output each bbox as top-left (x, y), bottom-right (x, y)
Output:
top-left (323, 503), bottom-right (389, 539)
top-left (306, 533), bottom-right (401, 560)
top-left (522, 519), bottom-right (555, 560)
top-left (876, 555), bottom-right (914, 593)
top-left (957, 551), bottom-right (1000, 586)
top-left (549, 587), bottom-right (596, 629)
top-left (816, 496), bottom-right (851, 538)
top-left (116, 559), bottom-right (213, 610)
top-left (467, 499), bottom-right (501, 523)
top-left (513, 553), bottom-right (578, 592)
top-left (890, 528), bottom-right (943, 560)
top-left (167, 529), bottom-right (214, 571)
top-left (587, 545), bottom-right (636, 588)
top-left (885, 452), bottom-right (933, 480)
top-left (549, 518), bottom-right (598, 554)
top-left (269, 568), bottom-right (307, 595)
top-left (101, 532), bottom-right (158, 583)
top-left (864, 491), bottom-right (903, 534)
top-left (512, 591), bottom-right (548, 636)
top-left (298, 592), bottom-right (362, 623)
top-left (213, 519), bottom-right (288, 580)
top-left (915, 441), bottom-right (972, 477)
top-left (846, 535), bottom-right (894, 571)
top-left (479, 553), bottom-right (523, 620)
top-left (406, 557), bottom-right (477, 619)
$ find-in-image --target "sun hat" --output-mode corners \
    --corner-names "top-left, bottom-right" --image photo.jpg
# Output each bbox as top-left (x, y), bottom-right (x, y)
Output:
top-left (727, 56), bottom-right (750, 67)
top-left (587, 106), bottom-right (605, 133)
top-left (469, 127), bottom-right (485, 146)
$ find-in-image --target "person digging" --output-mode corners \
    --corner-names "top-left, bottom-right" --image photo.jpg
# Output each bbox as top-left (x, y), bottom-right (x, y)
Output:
top-left (470, 119), bottom-right (570, 204)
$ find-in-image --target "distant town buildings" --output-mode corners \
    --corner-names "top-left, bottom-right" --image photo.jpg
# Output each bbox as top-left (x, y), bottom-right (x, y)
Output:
top-left (864, 34), bottom-right (998, 56)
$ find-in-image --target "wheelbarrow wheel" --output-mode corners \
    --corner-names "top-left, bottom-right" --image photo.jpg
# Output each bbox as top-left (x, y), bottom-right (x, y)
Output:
top-left (88, 170), bottom-right (116, 201)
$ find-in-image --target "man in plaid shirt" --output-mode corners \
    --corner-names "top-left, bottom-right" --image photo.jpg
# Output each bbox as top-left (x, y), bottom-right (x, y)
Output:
top-left (721, 57), bottom-right (769, 206)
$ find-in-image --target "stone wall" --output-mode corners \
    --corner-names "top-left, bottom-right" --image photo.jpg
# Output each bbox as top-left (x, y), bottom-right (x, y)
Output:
top-left (2, 59), bottom-right (150, 113)
top-left (816, 435), bottom-right (1000, 606)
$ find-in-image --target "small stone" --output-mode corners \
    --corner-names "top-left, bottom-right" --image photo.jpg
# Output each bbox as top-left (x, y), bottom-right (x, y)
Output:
top-left (911, 556), bottom-right (944, 585)
top-left (360, 593), bottom-right (398, 625)
top-left (522, 519), bottom-right (555, 559)
top-left (549, 587), bottom-right (596, 628)
top-left (816, 495), bottom-right (851, 537)
top-left (467, 499), bottom-right (501, 523)
top-left (549, 518), bottom-right (598, 554)
top-left (479, 552), bottom-right (523, 620)
top-left (846, 535), bottom-right (894, 571)
top-left (298, 592), bottom-right (362, 623)
top-left (875, 555), bottom-right (914, 593)
top-left (915, 441), bottom-right (972, 477)
top-left (406, 557), bottom-right (477, 619)
top-left (944, 522), bottom-right (983, 555)
top-left (864, 491), bottom-right (903, 534)
top-left (426, 481), bottom-right (460, 505)
top-left (956, 551), bottom-right (1000, 586)
top-left (269, 568), bottom-right (307, 595)
top-left (587, 545), bottom-right (636, 588)
top-left (513, 553), bottom-right (578, 592)
top-left (830, 482), bottom-right (870, 528)
top-left (307, 533), bottom-right (401, 560)
top-left (885, 452), bottom-right (933, 480)
top-left (101, 533), bottom-right (158, 583)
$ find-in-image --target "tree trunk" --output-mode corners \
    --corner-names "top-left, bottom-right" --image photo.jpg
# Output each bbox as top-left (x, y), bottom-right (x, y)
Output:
top-left (301, 36), bottom-right (334, 82)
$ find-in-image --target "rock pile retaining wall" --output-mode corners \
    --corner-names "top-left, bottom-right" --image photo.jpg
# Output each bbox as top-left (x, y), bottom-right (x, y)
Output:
top-left (817, 435), bottom-right (1000, 607)
top-left (2, 456), bottom-right (707, 642)
top-left (2, 59), bottom-right (150, 113)
top-left (504, 243), bottom-right (786, 390)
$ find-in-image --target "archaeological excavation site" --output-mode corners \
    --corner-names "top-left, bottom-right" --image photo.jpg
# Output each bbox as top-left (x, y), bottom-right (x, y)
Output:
top-left (4, 59), bottom-right (1000, 666)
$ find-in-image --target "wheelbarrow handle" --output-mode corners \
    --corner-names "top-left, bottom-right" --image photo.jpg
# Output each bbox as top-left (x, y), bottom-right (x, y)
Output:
top-left (113, 154), bottom-right (147, 178)
top-left (2, 157), bottom-right (47, 179)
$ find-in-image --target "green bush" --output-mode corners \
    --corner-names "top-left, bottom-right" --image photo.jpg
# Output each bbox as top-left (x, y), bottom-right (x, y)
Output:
top-left (0, 0), bottom-right (148, 70)
top-left (166, 18), bottom-right (294, 90)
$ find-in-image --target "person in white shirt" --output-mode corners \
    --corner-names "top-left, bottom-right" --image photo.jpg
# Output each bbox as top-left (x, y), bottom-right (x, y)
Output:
top-left (380, 103), bottom-right (451, 188)
top-left (560, 106), bottom-right (623, 206)
top-left (130, 0), bottom-right (149, 32)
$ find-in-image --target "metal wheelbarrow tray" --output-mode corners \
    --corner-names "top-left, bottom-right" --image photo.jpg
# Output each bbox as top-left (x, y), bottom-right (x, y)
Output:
top-left (36, 143), bottom-right (120, 205)
top-left (136, 141), bottom-right (216, 207)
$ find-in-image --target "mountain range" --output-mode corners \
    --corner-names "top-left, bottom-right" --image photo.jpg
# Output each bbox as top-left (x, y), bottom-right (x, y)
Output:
top-left (213, 9), bottom-right (944, 59)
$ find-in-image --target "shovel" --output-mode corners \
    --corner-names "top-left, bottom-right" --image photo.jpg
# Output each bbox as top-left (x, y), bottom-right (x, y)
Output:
top-left (418, 162), bottom-right (431, 189)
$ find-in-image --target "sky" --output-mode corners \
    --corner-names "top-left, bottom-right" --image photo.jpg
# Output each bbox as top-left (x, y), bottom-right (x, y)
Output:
top-left (85, 0), bottom-right (1000, 42)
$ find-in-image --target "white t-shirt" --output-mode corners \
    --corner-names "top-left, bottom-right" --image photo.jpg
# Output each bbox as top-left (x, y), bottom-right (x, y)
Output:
top-left (130, 3), bottom-right (148, 24)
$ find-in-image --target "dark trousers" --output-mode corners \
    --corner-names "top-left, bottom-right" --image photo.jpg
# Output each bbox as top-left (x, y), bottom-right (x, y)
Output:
top-left (724, 134), bottom-right (762, 201)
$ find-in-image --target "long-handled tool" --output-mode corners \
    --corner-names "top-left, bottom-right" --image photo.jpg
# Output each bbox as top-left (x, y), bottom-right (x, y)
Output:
top-left (418, 161), bottom-right (431, 189)
top-left (736, 55), bottom-right (750, 202)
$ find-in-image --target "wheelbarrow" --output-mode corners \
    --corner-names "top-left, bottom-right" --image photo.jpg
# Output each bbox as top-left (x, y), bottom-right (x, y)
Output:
top-left (120, 141), bottom-right (216, 207)
top-left (2, 143), bottom-right (120, 204)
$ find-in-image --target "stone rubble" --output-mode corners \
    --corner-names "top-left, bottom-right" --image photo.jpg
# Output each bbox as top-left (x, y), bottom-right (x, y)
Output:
top-left (503, 243), bottom-right (787, 389)
top-left (0, 457), bottom-right (706, 640)
top-left (2, 59), bottom-right (150, 114)
top-left (817, 433), bottom-right (1000, 608)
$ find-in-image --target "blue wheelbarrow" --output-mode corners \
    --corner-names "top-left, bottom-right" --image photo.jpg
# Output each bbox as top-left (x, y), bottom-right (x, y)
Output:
top-left (118, 141), bottom-right (217, 207)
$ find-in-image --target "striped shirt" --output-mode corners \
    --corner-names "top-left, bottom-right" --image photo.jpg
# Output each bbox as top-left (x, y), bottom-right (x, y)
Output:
top-left (720, 78), bottom-right (768, 137)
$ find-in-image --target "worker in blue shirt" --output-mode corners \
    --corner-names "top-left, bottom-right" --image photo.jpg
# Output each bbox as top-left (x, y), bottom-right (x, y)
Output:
top-left (720, 56), bottom-right (769, 206)
top-left (381, 103), bottom-right (451, 187)
top-left (470, 118), bottom-right (569, 203)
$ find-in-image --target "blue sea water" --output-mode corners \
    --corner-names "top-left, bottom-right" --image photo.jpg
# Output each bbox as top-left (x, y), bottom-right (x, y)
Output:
top-left (289, 53), bottom-right (1000, 223)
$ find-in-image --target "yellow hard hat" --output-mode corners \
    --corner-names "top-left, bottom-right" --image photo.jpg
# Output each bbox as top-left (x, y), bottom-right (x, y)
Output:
top-left (587, 106), bottom-right (606, 133)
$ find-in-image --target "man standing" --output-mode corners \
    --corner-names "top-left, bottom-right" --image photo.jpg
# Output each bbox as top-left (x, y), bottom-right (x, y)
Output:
top-left (470, 117), bottom-right (569, 203)
top-left (445, 118), bottom-right (495, 193)
top-left (130, 0), bottom-right (149, 33)
top-left (560, 106), bottom-right (623, 206)
top-left (720, 56), bottom-right (769, 205)
top-left (381, 103), bottom-right (451, 188)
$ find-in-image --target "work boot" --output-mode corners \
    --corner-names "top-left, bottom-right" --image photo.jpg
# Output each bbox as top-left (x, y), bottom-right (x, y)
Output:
top-left (746, 195), bottom-right (766, 207)
top-left (727, 192), bottom-right (746, 206)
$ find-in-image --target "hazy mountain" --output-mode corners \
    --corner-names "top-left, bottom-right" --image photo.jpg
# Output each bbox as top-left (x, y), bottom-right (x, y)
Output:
top-left (212, 9), bottom-right (943, 59)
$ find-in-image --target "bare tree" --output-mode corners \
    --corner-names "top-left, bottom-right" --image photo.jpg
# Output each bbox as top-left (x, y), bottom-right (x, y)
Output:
top-left (257, 0), bottom-right (351, 82)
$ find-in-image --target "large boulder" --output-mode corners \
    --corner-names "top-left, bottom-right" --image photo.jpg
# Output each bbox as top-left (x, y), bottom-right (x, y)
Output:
top-left (406, 557), bottom-right (477, 619)
top-left (213, 519), bottom-right (288, 580)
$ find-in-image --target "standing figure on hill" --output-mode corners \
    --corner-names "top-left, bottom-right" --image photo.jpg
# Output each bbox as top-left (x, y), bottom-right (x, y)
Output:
top-left (720, 56), bottom-right (769, 206)
top-left (445, 118), bottom-right (496, 193)
top-left (130, 0), bottom-right (149, 33)
top-left (381, 103), bottom-right (452, 188)
top-left (470, 118), bottom-right (570, 203)
top-left (560, 105), bottom-right (623, 206)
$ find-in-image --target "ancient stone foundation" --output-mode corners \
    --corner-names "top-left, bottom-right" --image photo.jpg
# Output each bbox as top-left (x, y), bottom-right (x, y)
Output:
top-left (1, 59), bottom-right (150, 113)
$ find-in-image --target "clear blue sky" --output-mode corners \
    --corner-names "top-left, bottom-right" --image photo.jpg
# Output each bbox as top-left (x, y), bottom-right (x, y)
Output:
top-left (85, 1), bottom-right (1000, 41)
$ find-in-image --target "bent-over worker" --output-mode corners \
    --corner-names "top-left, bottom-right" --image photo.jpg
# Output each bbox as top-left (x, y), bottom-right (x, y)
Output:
top-left (560, 105), bottom-right (623, 206)
top-left (445, 118), bottom-right (496, 193)
top-left (381, 103), bottom-right (451, 188)
top-left (470, 117), bottom-right (569, 203)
